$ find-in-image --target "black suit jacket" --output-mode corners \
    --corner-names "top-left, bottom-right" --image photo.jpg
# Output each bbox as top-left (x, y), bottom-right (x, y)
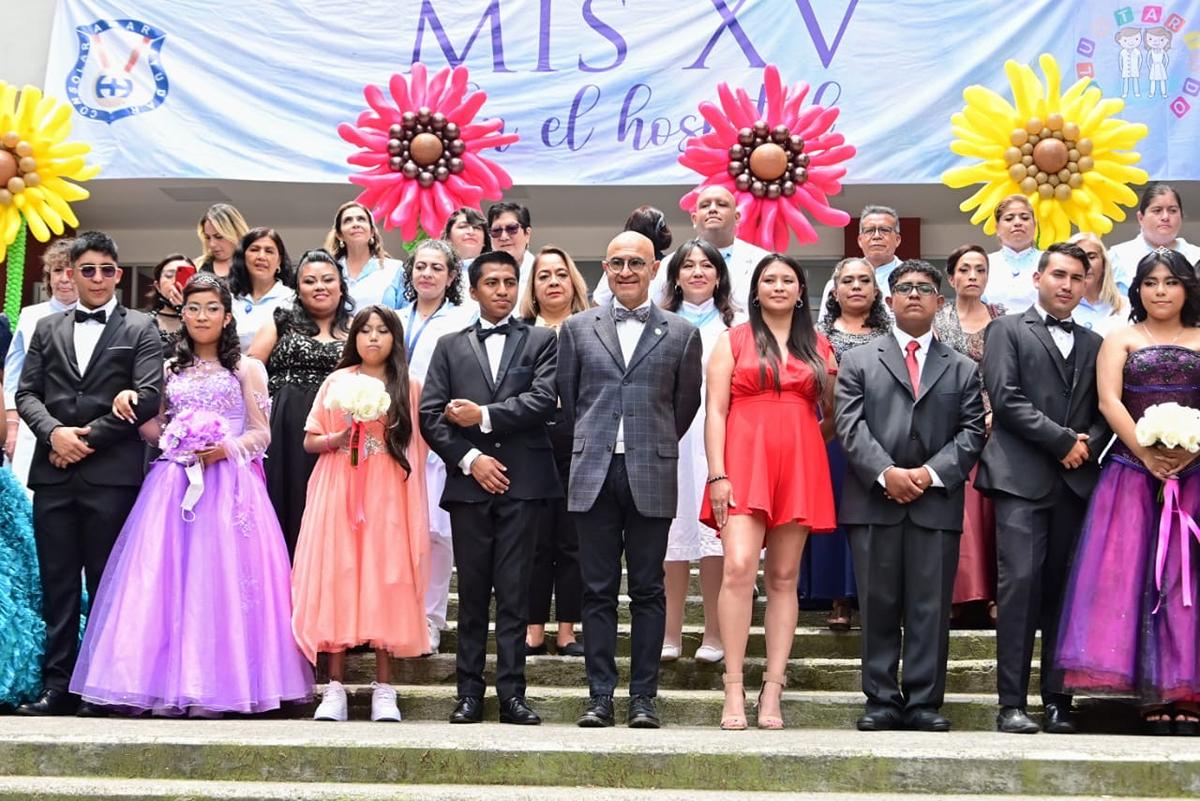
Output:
top-left (15, 305), bottom-right (163, 488)
top-left (419, 318), bottom-right (562, 505)
top-left (975, 306), bottom-right (1110, 501)
top-left (835, 334), bottom-right (986, 531)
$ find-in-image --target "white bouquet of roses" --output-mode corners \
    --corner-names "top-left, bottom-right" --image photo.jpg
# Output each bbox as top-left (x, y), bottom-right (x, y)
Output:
top-left (325, 373), bottom-right (390, 466)
top-left (1135, 402), bottom-right (1200, 453)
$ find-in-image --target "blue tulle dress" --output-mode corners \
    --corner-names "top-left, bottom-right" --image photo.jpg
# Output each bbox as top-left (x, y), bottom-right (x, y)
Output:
top-left (0, 463), bottom-right (44, 708)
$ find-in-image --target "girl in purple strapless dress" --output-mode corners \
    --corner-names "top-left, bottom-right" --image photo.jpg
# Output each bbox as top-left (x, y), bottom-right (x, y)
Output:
top-left (1055, 250), bottom-right (1200, 735)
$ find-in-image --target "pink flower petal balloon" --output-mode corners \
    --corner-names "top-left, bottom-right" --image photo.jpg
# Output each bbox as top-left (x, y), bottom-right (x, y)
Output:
top-left (338, 64), bottom-right (518, 241)
top-left (679, 65), bottom-right (856, 251)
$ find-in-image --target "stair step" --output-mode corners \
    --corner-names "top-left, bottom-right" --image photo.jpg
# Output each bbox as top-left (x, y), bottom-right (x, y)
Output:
top-left (449, 568), bottom-right (758, 596)
top-left (449, 593), bottom-right (778, 627)
top-left (0, 718), bottom-right (1191, 795)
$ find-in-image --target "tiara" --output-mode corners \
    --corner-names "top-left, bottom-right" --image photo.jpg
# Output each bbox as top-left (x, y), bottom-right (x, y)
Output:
top-left (1154, 245), bottom-right (1172, 256)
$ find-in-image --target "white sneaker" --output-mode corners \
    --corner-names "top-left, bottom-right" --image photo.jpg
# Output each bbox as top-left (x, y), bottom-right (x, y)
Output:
top-left (694, 645), bottom-right (725, 663)
top-left (370, 682), bottom-right (402, 722)
top-left (314, 680), bottom-right (348, 721)
top-left (425, 619), bottom-right (441, 655)
top-left (660, 643), bottom-right (681, 662)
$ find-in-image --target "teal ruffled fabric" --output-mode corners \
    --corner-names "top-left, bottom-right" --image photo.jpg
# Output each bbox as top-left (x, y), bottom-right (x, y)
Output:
top-left (0, 466), bottom-right (44, 707)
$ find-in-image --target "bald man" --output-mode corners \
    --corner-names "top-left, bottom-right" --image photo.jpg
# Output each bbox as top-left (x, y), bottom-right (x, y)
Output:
top-left (558, 231), bottom-right (703, 728)
top-left (594, 187), bottom-right (769, 311)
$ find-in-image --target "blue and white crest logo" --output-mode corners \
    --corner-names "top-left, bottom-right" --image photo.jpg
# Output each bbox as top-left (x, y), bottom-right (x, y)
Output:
top-left (67, 19), bottom-right (169, 124)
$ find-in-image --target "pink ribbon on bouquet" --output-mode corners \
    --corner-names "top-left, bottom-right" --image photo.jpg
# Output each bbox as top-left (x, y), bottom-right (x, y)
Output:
top-left (1154, 477), bottom-right (1200, 613)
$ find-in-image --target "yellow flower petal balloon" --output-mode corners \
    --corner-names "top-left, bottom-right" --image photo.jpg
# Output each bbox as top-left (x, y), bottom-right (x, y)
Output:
top-left (0, 82), bottom-right (99, 263)
top-left (942, 54), bottom-right (1148, 249)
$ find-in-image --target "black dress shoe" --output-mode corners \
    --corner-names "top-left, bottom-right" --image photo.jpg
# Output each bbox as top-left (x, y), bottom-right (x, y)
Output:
top-left (557, 641), bottom-right (585, 658)
top-left (996, 706), bottom-right (1040, 734)
top-left (627, 695), bottom-right (661, 729)
top-left (577, 694), bottom-right (615, 727)
top-left (524, 642), bottom-right (548, 657)
top-left (499, 696), bottom-right (541, 725)
top-left (76, 701), bottom-right (111, 718)
top-left (856, 707), bottom-right (902, 731)
top-left (1042, 702), bottom-right (1076, 734)
top-left (15, 689), bottom-right (77, 717)
top-left (449, 696), bottom-right (484, 724)
top-left (904, 707), bottom-right (951, 732)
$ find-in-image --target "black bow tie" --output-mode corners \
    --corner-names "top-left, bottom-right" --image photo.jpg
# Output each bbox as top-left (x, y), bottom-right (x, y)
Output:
top-left (1044, 315), bottom-right (1074, 334)
top-left (476, 322), bottom-right (511, 341)
top-left (613, 305), bottom-right (650, 324)
top-left (75, 309), bottom-right (106, 325)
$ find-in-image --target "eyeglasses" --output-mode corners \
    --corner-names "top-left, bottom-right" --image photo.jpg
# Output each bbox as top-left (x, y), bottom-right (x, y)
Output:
top-left (182, 302), bottom-right (225, 318)
top-left (893, 282), bottom-right (938, 297)
top-left (489, 223), bottom-right (524, 238)
top-left (77, 263), bottom-right (118, 278)
top-left (860, 226), bottom-right (896, 238)
top-left (605, 257), bottom-right (649, 273)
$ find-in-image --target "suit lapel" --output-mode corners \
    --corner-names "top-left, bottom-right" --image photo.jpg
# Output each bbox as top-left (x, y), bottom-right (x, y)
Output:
top-left (878, 335), bottom-right (914, 397)
top-left (493, 320), bottom-right (528, 394)
top-left (82, 306), bottom-right (124, 381)
top-left (55, 310), bottom-right (83, 382)
top-left (1023, 308), bottom-right (1069, 385)
top-left (594, 309), bottom-right (625, 371)
top-left (915, 339), bottom-right (952, 404)
top-left (1069, 330), bottom-right (1092, 394)
top-left (625, 306), bottom-right (668, 375)
top-left (465, 328), bottom-right (497, 394)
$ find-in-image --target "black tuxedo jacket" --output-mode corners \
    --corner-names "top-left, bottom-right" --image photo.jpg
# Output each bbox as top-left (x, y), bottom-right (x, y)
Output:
top-left (419, 318), bottom-right (562, 505)
top-left (15, 305), bottom-right (163, 488)
top-left (835, 333), bottom-right (986, 531)
top-left (975, 306), bottom-right (1110, 501)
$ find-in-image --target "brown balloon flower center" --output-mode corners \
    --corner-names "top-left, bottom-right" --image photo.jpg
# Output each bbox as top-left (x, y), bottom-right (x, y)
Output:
top-left (1003, 113), bottom-right (1095, 203)
top-left (725, 121), bottom-right (810, 200)
top-left (386, 107), bottom-right (466, 188)
top-left (0, 131), bottom-right (40, 206)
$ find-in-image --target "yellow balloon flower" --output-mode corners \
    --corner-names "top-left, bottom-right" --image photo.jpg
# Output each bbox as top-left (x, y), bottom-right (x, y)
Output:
top-left (942, 54), bottom-right (1149, 249)
top-left (0, 82), bottom-right (99, 263)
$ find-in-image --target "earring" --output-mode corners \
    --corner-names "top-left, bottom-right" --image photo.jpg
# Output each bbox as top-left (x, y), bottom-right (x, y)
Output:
top-left (752, 298), bottom-right (761, 307)
top-left (673, 285), bottom-right (683, 296)
top-left (796, 298), bottom-right (805, 309)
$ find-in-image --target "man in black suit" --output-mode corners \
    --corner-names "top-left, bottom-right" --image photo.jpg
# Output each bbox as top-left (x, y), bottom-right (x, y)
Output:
top-left (835, 260), bottom-right (986, 732)
top-left (976, 242), bottom-right (1109, 735)
top-left (420, 250), bottom-right (560, 726)
top-left (15, 231), bottom-right (163, 716)
top-left (556, 231), bottom-right (703, 729)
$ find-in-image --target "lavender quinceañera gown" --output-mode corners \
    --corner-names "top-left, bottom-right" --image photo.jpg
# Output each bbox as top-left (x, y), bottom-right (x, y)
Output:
top-left (1056, 345), bottom-right (1200, 705)
top-left (71, 357), bottom-right (312, 714)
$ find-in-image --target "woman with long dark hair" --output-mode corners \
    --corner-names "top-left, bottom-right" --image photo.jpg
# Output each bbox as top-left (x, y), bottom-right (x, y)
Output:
top-left (145, 253), bottom-right (193, 356)
top-left (249, 249), bottom-right (353, 557)
top-left (229, 227), bottom-right (295, 352)
top-left (659, 239), bottom-right (737, 664)
top-left (71, 274), bottom-right (312, 716)
top-left (292, 306), bottom-right (431, 722)
top-left (1055, 249), bottom-right (1200, 735)
top-left (703, 254), bottom-right (837, 729)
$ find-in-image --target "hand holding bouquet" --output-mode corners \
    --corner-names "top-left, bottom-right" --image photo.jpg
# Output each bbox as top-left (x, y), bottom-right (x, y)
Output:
top-left (160, 409), bottom-right (231, 465)
top-left (325, 373), bottom-right (390, 466)
top-left (1135, 402), bottom-right (1200, 481)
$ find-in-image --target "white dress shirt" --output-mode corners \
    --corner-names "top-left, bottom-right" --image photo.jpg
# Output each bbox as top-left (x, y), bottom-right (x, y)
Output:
top-left (457, 314), bottom-right (512, 473)
top-left (817, 255), bottom-right (902, 323)
top-left (1033, 301), bottom-right (1075, 358)
top-left (4, 297), bottom-right (75, 406)
top-left (233, 280), bottom-right (293, 352)
top-left (592, 238), bottom-right (768, 312)
top-left (73, 296), bottom-right (119, 375)
top-left (1109, 236), bottom-right (1200, 295)
top-left (613, 297), bottom-right (652, 453)
top-left (877, 325), bottom-right (943, 489)
top-left (345, 256), bottom-right (404, 309)
top-left (984, 246), bottom-right (1043, 313)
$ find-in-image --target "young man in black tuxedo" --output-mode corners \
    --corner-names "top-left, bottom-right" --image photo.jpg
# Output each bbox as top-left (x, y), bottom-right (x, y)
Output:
top-left (976, 242), bottom-right (1109, 735)
top-left (420, 250), bottom-right (560, 725)
top-left (15, 231), bottom-right (163, 717)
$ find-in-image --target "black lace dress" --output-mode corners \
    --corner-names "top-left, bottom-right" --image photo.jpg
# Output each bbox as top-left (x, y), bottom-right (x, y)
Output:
top-left (264, 308), bottom-right (345, 557)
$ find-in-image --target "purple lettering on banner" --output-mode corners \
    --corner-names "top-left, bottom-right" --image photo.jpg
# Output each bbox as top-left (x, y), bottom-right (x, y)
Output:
top-left (1077, 62), bottom-right (1095, 78)
top-left (1170, 96), bottom-right (1191, 118)
top-left (542, 85), bottom-right (599, 150)
top-left (579, 0), bottom-right (628, 72)
top-left (684, 0), bottom-right (766, 70)
top-left (617, 83), bottom-right (653, 149)
top-left (411, 0), bottom-right (513, 72)
top-left (1167, 13), bottom-right (1186, 32)
top-left (536, 0), bottom-right (554, 72)
top-left (793, 0), bottom-right (860, 68)
top-left (1114, 6), bottom-right (1135, 25)
top-left (813, 80), bottom-right (842, 107)
top-left (677, 113), bottom-right (706, 152)
top-left (1077, 38), bottom-right (1095, 57)
top-left (1184, 77), bottom-right (1200, 96)
top-left (1142, 6), bottom-right (1163, 23)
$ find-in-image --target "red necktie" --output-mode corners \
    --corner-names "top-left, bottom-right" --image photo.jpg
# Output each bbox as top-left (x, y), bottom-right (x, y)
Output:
top-left (905, 340), bottom-right (921, 398)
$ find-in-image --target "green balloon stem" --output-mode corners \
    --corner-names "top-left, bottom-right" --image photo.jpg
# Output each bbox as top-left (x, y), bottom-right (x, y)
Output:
top-left (3, 217), bottom-right (26, 330)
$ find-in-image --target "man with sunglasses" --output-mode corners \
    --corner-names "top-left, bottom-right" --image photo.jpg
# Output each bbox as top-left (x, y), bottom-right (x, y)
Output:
top-left (14, 231), bottom-right (163, 717)
top-left (486, 202), bottom-right (536, 302)
top-left (835, 260), bottom-right (985, 733)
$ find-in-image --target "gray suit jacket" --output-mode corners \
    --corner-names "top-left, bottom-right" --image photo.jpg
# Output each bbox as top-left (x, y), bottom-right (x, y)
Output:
top-left (835, 333), bottom-right (986, 531)
top-left (556, 304), bottom-right (703, 518)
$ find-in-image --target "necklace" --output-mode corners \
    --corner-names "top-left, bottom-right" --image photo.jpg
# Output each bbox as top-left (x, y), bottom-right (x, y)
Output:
top-left (1140, 322), bottom-right (1185, 347)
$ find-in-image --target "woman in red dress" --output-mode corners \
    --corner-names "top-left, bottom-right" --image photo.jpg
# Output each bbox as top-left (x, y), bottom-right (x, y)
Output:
top-left (703, 254), bottom-right (837, 730)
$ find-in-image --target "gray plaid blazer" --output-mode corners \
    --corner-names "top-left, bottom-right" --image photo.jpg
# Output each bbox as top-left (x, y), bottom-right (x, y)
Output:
top-left (556, 303), bottom-right (703, 518)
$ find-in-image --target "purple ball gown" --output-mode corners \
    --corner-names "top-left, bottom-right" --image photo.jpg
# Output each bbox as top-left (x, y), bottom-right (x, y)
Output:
top-left (70, 357), bottom-right (312, 714)
top-left (1056, 345), bottom-right (1200, 705)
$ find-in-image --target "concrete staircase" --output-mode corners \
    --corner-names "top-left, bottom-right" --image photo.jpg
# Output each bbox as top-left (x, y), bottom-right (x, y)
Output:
top-left (1, 567), bottom-right (1196, 799)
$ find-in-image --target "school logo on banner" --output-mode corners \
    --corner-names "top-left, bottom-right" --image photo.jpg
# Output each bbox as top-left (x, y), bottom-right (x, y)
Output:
top-left (66, 19), bottom-right (169, 124)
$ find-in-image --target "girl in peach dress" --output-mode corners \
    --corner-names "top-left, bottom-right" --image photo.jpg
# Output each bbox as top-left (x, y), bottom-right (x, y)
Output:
top-left (292, 306), bottom-right (430, 722)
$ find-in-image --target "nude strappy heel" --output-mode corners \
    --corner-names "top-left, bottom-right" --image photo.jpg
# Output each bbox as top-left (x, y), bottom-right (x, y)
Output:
top-left (756, 672), bottom-right (786, 730)
top-left (720, 673), bottom-right (747, 731)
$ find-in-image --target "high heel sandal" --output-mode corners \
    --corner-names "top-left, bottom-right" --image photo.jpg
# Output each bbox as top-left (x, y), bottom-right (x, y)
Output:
top-left (1142, 706), bottom-right (1173, 736)
top-left (1174, 706), bottom-right (1200, 737)
top-left (720, 673), bottom-right (747, 731)
top-left (756, 672), bottom-right (786, 730)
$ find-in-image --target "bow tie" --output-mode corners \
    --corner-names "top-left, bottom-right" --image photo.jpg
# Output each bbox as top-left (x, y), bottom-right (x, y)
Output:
top-left (612, 305), bottom-right (650, 324)
top-left (1044, 315), bottom-right (1074, 334)
top-left (476, 323), bottom-right (511, 340)
top-left (75, 309), bottom-right (106, 325)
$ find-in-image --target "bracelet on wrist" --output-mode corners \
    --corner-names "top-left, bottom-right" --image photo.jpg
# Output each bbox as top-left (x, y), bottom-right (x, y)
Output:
top-left (706, 474), bottom-right (729, 485)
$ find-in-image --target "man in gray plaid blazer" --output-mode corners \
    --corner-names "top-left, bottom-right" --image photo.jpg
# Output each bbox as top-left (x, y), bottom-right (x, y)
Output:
top-left (557, 231), bottom-right (703, 729)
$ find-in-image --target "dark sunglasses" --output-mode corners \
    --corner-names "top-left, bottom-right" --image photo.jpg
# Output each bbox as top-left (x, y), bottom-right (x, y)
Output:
top-left (77, 263), bottom-right (118, 279)
top-left (489, 223), bottom-right (524, 238)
